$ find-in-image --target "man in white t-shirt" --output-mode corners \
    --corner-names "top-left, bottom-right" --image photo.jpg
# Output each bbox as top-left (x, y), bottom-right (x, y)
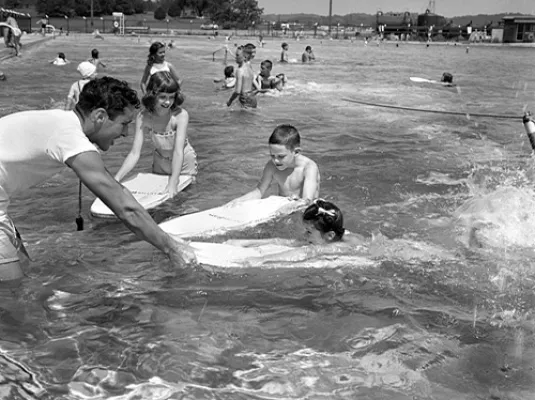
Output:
top-left (0, 77), bottom-right (195, 284)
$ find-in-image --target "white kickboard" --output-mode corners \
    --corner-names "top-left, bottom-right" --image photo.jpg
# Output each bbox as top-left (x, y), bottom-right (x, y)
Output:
top-left (90, 173), bottom-right (193, 218)
top-left (159, 196), bottom-right (305, 239)
top-left (410, 76), bottom-right (436, 83)
top-left (190, 242), bottom-right (377, 269)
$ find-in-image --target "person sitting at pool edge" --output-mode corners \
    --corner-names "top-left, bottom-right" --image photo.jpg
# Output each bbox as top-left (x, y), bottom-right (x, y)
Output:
top-left (0, 77), bottom-right (196, 284)
top-left (226, 124), bottom-right (320, 205)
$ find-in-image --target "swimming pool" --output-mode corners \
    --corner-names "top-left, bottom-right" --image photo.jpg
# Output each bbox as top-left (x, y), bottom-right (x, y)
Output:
top-left (0, 35), bottom-right (534, 399)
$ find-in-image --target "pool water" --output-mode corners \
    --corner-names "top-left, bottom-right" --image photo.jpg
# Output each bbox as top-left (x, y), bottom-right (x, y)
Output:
top-left (0, 34), bottom-right (534, 399)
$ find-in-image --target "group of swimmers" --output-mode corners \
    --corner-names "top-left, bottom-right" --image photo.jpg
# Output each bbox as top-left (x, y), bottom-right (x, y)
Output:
top-left (0, 36), bottom-right (335, 285)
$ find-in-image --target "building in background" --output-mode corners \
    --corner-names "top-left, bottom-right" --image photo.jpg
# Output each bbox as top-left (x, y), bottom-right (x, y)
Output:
top-left (502, 15), bottom-right (535, 43)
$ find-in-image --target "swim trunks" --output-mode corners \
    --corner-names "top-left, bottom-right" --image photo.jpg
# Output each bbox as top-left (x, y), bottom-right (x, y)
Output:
top-left (0, 214), bottom-right (20, 265)
top-left (239, 91), bottom-right (257, 109)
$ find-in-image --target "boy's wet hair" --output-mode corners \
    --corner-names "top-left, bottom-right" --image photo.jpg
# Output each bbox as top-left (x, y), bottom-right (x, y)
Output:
top-left (77, 76), bottom-right (140, 120)
top-left (269, 124), bottom-right (300, 150)
top-left (305, 46), bottom-right (312, 51)
top-left (303, 199), bottom-right (345, 241)
top-left (142, 71), bottom-right (184, 112)
top-left (260, 60), bottom-right (273, 70)
top-left (244, 43), bottom-right (256, 50)
top-left (147, 42), bottom-right (165, 65)
top-left (58, 52), bottom-right (66, 59)
top-left (91, 48), bottom-right (99, 58)
top-left (441, 72), bottom-right (453, 83)
top-left (281, 42), bottom-right (288, 48)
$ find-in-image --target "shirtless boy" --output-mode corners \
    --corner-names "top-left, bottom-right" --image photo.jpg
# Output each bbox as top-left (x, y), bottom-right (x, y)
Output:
top-left (255, 60), bottom-right (286, 91)
top-left (227, 46), bottom-right (257, 108)
top-left (280, 42), bottom-right (289, 63)
top-left (228, 124), bottom-right (320, 204)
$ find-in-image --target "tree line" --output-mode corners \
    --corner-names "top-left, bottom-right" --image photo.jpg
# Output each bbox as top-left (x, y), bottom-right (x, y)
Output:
top-left (3, 0), bottom-right (263, 27)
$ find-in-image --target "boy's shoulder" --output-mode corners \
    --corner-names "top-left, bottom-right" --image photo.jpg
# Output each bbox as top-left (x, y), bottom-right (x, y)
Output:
top-left (296, 153), bottom-right (318, 169)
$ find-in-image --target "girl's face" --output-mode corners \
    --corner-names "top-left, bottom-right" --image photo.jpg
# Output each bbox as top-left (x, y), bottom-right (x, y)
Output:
top-left (303, 221), bottom-right (327, 245)
top-left (155, 47), bottom-right (166, 62)
top-left (154, 92), bottom-right (176, 113)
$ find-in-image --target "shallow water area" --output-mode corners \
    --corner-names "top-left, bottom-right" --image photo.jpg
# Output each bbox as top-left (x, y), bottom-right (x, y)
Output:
top-left (1, 35), bottom-right (535, 399)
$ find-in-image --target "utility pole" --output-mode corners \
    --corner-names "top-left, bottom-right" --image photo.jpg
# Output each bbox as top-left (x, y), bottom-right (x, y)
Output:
top-left (90, 0), bottom-right (94, 30)
top-left (328, 0), bottom-right (332, 36)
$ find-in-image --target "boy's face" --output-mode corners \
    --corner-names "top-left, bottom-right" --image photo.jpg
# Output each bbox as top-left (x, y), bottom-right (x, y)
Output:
top-left (269, 144), bottom-right (298, 171)
top-left (303, 221), bottom-right (326, 245)
top-left (260, 63), bottom-right (271, 77)
top-left (283, 45), bottom-right (288, 51)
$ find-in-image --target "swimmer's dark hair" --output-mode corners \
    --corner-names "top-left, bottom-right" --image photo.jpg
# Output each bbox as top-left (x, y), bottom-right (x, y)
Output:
top-left (305, 46), bottom-right (312, 51)
top-left (142, 71), bottom-right (184, 113)
top-left (147, 42), bottom-right (165, 66)
top-left (244, 43), bottom-right (256, 50)
top-left (91, 48), bottom-right (99, 58)
top-left (441, 72), bottom-right (453, 84)
top-left (77, 76), bottom-right (140, 120)
top-left (281, 42), bottom-right (288, 48)
top-left (303, 199), bottom-right (345, 241)
top-left (58, 52), bottom-right (66, 60)
top-left (224, 65), bottom-right (234, 78)
top-left (261, 60), bottom-right (273, 70)
top-left (269, 124), bottom-right (300, 150)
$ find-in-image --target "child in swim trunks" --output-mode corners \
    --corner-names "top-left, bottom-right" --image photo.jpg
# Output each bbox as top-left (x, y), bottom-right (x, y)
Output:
top-left (227, 47), bottom-right (257, 109)
top-left (280, 42), bottom-right (289, 63)
top-left (115, 71), bottom-right (197, 198)
top-left (301, 46), bottom-right (315, 63)
top-left (227, 124), bottom-right (320, 204)
top-left (255, 60), bottom-right (286, 91)
top-left (88, 48), bottom-right (106, 70)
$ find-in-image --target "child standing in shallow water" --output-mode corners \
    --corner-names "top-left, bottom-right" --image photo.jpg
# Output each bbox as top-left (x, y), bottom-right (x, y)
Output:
top-left (140, 42), bottom-right (180, 95)
top-left (115, 71), bottom-right (197, 198)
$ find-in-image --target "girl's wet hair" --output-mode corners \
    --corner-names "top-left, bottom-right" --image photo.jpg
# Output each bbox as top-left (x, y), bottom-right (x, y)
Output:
top-left (224, 65), bottom-right (234, 78)
top-left (147, 42), bottom-right (165, 66)
top-left (58, 52), bottom-right (66, 59)
top-left (142, 71), bottom-right (184, 112)
top-left (302, 199), bottom-right (345, 241)
top-left (91, 48), bottom-right (99, 58)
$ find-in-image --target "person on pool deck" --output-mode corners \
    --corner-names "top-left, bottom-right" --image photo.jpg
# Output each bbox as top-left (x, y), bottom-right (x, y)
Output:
top-left (227, 47), bottom-right (257, 109)
top-left (5, 13), bottom-right (22, 57)
top-left (301, 46), bottom-right (315, 63)
top-left (115, 71), bottom-right (197, 198)
top-left (226, 124), bottom-right (320, 205)
top-left (255, 60), bottom-right (286, 92)
top-left (280, 42), bottom-right (289, 63)
top-left (140, 42), bottom-right (180, 95)
top-left (0, 77), bottom-right (195, 284)
top-left (65, 61), bottom-right (98, 111)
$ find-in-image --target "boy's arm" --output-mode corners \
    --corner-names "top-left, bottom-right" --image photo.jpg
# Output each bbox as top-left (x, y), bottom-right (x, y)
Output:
top-left (227, 161), bottom-right (275, 204)
top-left (99, 60), bottom-right (107, 68)
top-left (140, 66), bottom-right (150, 95)
top-left (227, 69), bottom-right (243, 106)
top-left (301, 161), bottom-right (320, 202)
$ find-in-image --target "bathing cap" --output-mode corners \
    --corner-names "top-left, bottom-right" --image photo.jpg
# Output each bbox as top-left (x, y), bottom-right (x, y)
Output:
top-left (77, 61), bottom-right (97, 79)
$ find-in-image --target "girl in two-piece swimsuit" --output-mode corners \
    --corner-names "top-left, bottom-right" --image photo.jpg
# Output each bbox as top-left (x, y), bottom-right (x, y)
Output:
top-left (115, 71), bottom-right (197, 198)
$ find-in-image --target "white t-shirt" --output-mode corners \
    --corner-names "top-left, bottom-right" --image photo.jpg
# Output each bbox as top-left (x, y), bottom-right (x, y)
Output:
top-left (0, 109), bottom-right (98, 214)
top-left (67, 79), bottom-right (90, 104)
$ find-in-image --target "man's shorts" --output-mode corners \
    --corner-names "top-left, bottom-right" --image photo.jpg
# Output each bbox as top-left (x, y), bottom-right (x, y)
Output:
top-left (0, 215), bottom-right (20, 265)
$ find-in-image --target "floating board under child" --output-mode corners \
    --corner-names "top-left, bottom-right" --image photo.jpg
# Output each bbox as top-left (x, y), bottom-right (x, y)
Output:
top-left (190, 242), bottom-right (377, 269)
top-left (90, 173), bottom-right (193, 218)
top-left (159, 196), bottom-right (305, 239)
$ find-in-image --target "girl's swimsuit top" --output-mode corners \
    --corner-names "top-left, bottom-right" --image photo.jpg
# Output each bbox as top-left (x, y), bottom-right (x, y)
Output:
top-left (149, 61), bottom-right (170, 76)
top-left (148, 112), bottom-right (189, 158)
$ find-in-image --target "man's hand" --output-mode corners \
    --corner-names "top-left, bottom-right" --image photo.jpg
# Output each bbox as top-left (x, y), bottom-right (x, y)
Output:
top-left (167, 235), bottom-right (197, 266)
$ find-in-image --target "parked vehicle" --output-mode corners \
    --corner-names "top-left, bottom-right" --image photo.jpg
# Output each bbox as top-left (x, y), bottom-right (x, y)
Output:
top-left (200, 23), bottom-right (218, 30)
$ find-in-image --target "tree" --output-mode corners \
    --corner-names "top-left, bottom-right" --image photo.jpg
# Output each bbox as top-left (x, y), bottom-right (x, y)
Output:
top-left (189, 0), bottom-right (211, 17)
top-left (207, 0), bottom-right (263, 27)
top-left (154, 6), bottom-right (167, 20)
top-left (36, 0), bottom-right (76, 17)
top-left (132, 0), bottom-right (145, 14)
top-left (167, 1), bottom-right (183, 18)
top-left (5, 0), bottom-right (23, 8)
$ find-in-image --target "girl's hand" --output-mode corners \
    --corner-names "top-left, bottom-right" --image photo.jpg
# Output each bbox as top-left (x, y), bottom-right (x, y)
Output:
top-left (164, 182), bottom-right (178, 198)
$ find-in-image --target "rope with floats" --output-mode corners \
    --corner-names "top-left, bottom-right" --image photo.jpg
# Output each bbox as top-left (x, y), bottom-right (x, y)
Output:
top-left (342, 98), bottom-right (521, 120)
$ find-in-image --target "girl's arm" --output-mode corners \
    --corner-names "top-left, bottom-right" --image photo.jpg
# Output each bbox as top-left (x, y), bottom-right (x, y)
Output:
top-left (140, 65), bottom-right (150, 95)
top-left (224, 238), bottom-right (300, 247)
top-left (114, 112), bottom-right (145, 182)
top-left (166, 109), bottom-right (189, 197)
top-left (99, 60), bottom-right (107, 68)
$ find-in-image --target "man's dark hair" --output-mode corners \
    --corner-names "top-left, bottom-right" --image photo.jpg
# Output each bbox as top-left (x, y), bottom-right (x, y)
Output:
top-left (77, 76), bottom-right (140, 120)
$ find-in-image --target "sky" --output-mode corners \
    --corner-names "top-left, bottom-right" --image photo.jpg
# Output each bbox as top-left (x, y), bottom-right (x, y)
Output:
top-left (257, 0), bottom-right (535, 17)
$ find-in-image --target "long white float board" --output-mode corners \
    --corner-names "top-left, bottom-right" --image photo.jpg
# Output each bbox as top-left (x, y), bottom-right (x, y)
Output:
top-left (90, 173), bottom-right (193, 218)
top-left (190, 242), bottom-right (377, 269)
top-left (159, 196), bottom-right (305, 239)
